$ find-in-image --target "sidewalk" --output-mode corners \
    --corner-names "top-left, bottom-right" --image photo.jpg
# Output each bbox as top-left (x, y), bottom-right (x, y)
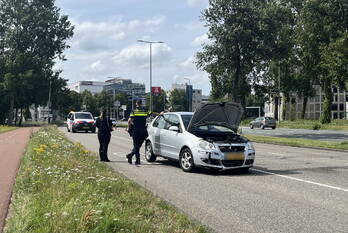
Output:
top-left (0, 128), bottom-right (38, 233)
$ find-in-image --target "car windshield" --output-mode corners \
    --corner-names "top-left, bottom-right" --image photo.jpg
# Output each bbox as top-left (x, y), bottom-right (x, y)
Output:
top-left (75, 113), bottom-right (93, 119)
top-left (265, 117), bottom-right (274, 120)
top-left (181, 114), bottom-right (193, 129)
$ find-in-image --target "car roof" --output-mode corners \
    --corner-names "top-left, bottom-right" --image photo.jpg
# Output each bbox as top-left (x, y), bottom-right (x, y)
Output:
top-left (164, 112), bottom-right (193, 115)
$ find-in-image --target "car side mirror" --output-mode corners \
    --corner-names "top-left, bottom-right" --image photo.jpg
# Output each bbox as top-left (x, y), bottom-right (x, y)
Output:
top-left (169, 126), bottom-right (180, 132)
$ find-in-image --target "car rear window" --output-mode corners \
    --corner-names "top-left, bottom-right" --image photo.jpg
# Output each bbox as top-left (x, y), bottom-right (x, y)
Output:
top-left (75, 113), bottom-right (93, 119)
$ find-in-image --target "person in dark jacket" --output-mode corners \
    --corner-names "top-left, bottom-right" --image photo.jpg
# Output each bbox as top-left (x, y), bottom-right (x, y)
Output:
top-left (126, 100), bottom-right (151, 165)
top-left (96, 110), bottom-right (113, 162)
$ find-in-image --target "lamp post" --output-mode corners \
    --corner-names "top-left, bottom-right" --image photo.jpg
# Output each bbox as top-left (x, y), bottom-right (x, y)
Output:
top-left (137, 39), bottom-right (164, 112)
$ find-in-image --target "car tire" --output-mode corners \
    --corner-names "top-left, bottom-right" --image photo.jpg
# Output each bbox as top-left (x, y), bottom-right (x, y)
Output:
top-left (92, 129), bottom-right (96, 133)
top-left (72, 128), bottom-right (76, 133)
top-left (179, 148), bottom-right (195, 172)
top-left (145, 141), bottom-right (157, 162)
top-left (250, 124), bottom-right (254, 129)
top-left (272, 126), bottom-right (276, 130)
top-left (261, 124), bottom-right (265, 130)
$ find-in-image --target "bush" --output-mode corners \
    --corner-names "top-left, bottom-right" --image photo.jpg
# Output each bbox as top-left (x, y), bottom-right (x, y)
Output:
top-left (312, 123), bottom-right (321, 130)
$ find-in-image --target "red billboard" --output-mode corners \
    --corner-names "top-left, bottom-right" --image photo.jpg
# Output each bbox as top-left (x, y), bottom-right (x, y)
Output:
top-left (151, 86), bottom-right (161, 95)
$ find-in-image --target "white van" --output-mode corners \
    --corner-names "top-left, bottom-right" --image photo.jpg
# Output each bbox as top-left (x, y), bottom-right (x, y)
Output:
top-left (67, 112), bottom-right (96, 133)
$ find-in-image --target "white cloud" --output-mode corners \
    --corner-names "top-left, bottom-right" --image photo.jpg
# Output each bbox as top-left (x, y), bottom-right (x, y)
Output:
top-left (113, 43), bottom-right (172, 67)
top-left (71, 16), bottom-right (166, 52)
top-left (187, 0), bottom-right (207, 7)
top-left (85, 60), bottom-right (106, 73)
top-left (179, 55), bottom-right (195, 68)
top-left (192, 33), bottom-right (209, 47)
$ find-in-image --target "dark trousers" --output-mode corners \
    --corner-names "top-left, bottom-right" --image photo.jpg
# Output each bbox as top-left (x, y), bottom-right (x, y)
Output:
top-left (98, 133), bottom-right (111, 161)
top-left (129, 131), bottom-right (146, 163)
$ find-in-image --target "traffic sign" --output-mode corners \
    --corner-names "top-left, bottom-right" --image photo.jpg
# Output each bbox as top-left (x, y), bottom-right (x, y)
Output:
top-left (152, 86), bottom-right (161, 95)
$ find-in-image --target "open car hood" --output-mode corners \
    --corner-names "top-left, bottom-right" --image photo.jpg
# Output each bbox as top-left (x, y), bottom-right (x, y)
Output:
top-left (187, 102), bottom-right (243, 133)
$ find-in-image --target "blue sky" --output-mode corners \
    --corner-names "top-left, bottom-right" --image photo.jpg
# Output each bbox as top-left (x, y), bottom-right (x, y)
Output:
top-left (55, 0), bottom-right (211, 95)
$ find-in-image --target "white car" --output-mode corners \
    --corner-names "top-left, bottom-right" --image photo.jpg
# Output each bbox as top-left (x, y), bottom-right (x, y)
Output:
top-left (67, 112), bottom-right (96, 133)
top-left (145, 102), bottom-right (255, 172)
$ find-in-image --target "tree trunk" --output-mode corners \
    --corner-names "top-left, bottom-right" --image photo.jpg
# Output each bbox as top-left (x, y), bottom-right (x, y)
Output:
top-left (19, 108), bottom-right (23, 126)
top-left (320, 80), bottom-right (332, 124)
top-left (301, 97), bottom-right (308, 119)
top-left (34, 104), bottom-right (38, 121)
top-left (14, 108), bottom-right (18, 126)
top-left (7, 94), bottom-right (15, 126)
top-left (282, 95), bottom-right (288, 120)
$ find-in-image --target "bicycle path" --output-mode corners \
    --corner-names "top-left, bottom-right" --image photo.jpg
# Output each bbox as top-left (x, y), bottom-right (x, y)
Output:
top-left (0, 127), bottom-right (38, 233)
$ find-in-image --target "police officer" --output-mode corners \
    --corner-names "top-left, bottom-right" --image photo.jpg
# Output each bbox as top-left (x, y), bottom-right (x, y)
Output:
top-left (126, 100), bottom-right (152, 165)
top-left (96, 110), bottom-right (113, 162)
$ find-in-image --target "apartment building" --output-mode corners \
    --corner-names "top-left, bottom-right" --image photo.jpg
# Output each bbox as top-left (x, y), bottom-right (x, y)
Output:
top-left (265, 85), bottom-right (348, 120)
top-left (67, 81), bottom-right (107, 94)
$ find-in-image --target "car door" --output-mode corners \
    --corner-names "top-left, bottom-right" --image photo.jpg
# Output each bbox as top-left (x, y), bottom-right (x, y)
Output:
top-left (160, 114), bottom-right (182, 159)
top-left (151, 116), bottom-right (167, 156)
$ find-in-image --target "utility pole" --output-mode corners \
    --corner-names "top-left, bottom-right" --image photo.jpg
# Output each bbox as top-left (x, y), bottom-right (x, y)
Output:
top-left (137, 39), bottom-right (164, 112)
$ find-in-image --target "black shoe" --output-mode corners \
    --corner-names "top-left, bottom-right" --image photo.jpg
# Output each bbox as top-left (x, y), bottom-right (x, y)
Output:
top-left (135, 161), bottom-right (141, 165)
top-left (104, 159), bottom-right (111, 162)
top-left (126, 154), bottom-right (132, 164)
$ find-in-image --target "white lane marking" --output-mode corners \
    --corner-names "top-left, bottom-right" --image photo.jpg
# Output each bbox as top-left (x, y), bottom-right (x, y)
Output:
top-left (251, 168), bottom-right (348, 193)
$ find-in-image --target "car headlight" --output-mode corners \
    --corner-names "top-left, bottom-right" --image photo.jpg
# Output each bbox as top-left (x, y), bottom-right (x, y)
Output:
top-left (198, 140), bottom-right (216, 150)
top-left (245, 142), bottom-right (254, 151)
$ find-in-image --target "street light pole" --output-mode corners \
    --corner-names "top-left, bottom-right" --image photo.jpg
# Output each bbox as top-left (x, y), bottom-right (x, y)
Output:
top-left (137, 39), bottom-right (164, 112)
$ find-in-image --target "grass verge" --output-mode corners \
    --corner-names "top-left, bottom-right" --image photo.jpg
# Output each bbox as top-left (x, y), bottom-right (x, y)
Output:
top-left (241, 119), bottom-right (348, 131)
top-left (4, 126), bottom-right (210, 233)
top-left (244, 134), bottom-right (348, 151)
top-left (0, 125), bottom-right (18, 134)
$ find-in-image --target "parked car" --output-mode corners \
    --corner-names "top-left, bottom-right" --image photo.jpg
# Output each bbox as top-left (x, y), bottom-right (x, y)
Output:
top-left (249, 117), bottom-right (276, 129)
top-left (145, 102), bottom-right (255, 172)
top-left (67, 112), bottom-right (96, 133)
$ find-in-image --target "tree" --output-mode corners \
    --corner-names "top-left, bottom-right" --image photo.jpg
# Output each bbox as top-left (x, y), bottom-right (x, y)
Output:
top-left (146, 90), bottom-right (167, 113)
top-left (297, 0), bottom-right (348, 123)
top-left (0, 0), bottom-right (74, 125)
top-left (196, 0), bottom-right (287, 105)
top-left (168, 89), bottom-right (188, 112)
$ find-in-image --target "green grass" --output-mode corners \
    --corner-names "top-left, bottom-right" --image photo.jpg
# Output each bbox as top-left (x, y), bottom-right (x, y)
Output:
top-left (278, 119), bottom-right (348, 131)
top-left (241, 119), bottom-right (348, 131)
top-left (4, 126), bottom-right (210, 233)
top-left (244, 134), bottom-right (348, 151)
top-left (0, 125), bottom-right (18, 133)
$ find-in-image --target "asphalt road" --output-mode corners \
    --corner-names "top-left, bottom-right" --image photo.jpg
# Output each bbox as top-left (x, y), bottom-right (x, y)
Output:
top-left (59, 127), bottom-right (348, 233)
top-left (241, 127), bottom-right (348, 142)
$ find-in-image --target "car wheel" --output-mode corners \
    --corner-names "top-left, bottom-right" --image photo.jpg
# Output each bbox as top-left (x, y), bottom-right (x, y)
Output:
top-left (72, 128), bottom-right (76, 133)
top-left (92, 129), bottom-right (96, 133)
top-left (145, 141), bottom-right (157, 162)
top-left (272, 126), bottom-right (276, 130)
top-left (261, 124), bottom-right (265, 130)
top-left (250, 124), bottom-right (254, 129)
top-left (179, 148), bottom-right (195, 172)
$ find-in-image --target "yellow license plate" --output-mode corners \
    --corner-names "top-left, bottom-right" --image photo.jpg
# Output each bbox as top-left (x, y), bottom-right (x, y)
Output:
top-left (226, 153), bottom-right (245, 160)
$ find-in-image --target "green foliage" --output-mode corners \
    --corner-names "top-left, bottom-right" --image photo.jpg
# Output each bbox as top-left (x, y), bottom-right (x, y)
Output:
top-left (4, 127), bottom-right (210, 233)
top-left (146, 90), bottom-right (167, 113)
top-left (0, 0), bottom-right (74, 125)
top-left (168, 89), bottom-right (188, 111)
